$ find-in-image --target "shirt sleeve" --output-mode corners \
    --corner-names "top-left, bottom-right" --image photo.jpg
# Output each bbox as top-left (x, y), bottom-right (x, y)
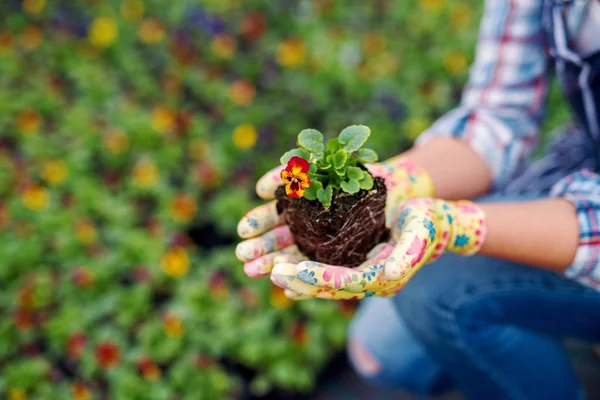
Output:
top-left (550, 170), bottom-right (600, 291)
top-left (416, 0), bottom-right (551, 189)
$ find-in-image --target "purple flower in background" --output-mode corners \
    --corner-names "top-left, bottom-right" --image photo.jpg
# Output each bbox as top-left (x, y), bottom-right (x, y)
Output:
top-left (260, 125), bottom-right (276, 151)
top-left (50, 8), bottom-right (89, 38)
top-left (186, 7), bottom-right (226, 36)
top-left (259, 60), bottom-right (279, 87)
top-left (378, 93), bottom-right (407, 121)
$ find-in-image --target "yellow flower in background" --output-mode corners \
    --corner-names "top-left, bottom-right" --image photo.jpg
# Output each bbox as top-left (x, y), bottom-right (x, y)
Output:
top-left (450, 2), bottom-right (473, 30)
top-left (270, 286), bottom-right (293, 309)
top-left (276, 38), bottom-right (305, 68)
top-left (189, 138), bottom-right (209, 160)
top-left (162, 314), bottom-right (185, 338)
top-left (371, 52), bottom-right (400, 78)
top-left (22, 0), bottom-right (45, 14)
top-left (0, 32), bottom-right (13, 55)
top-left (161, 247), bottom-right (190, 278)
top-left (228, 79), bottom-right (255, 106)
top-left (132, 159), bottom-right (159, 188)
top-left (21, 185), bottom-right (49, 211)
top-left (443, 50), bottom-right (468, 76)
top-left (404, 116), bottom-right (432, 141)
top-left (17, 109), bottom-right (42, 135)
top-left (419, 0), bottom-right (444, 12)
top-left (75, 220), bottom-right (97, 245)
top-left (41, 160), bottom-right (68, 186)
top-left (19, 26), bottom-right (42, 51)
top-left (71, 383), bottom-right (92, 400)
top-left (8, 388), bottom-right (27, 400)
top-left (150, 105), bottom-right (176, 135)
top-left (232, 123), bottom-right (258, 150)
top-left (169, 194), bottom-right (197, 223)
top-left (89, 17), bottom-right (118, 48)
top-left (211, 33), bottom-right (236, 59)
top-left (103, 129), bottom-right (129, 154)
top-left (120, 0), bottom-right (144, 21)
top-left (138, 18), bottom-right (165, 44)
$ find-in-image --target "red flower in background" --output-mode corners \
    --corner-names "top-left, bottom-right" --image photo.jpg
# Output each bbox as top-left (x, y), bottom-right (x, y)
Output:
top-left (94, 341), bottom-right (121, 369)
top-left (67, 332), bottom-right (88, 360)
top-left (136, 356), bottom-right (161, 382)
top-left (281, 156), bottom-right (311, 198)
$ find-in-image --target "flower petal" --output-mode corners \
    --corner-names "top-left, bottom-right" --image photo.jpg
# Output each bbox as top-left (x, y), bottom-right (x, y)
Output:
top-left (287, 156), bottom-right (310, 174)
top-left (280, 169), bottom-right (293, 184)
top-left (285, 183), bottom-right (301, 198)
top-left (296, 172), bottom-right (311, 188)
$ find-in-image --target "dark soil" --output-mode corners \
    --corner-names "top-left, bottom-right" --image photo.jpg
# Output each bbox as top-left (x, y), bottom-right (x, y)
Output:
top-left (275, 177), bottom-right (389, 268)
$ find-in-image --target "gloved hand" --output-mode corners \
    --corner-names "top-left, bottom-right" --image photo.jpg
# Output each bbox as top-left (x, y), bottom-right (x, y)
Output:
top-left (270, 197), bottom-right (487, 300)
top-left (235, 156), bottom-right (435, 278)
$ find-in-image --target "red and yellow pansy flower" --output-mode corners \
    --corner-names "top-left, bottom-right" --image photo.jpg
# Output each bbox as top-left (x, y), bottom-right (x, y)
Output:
top-left (281, 156), bottom-right (311, 198)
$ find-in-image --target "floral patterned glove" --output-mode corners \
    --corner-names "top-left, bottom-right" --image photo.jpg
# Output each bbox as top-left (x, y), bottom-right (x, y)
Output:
top-left (235, 156), bottom-right (435, 278)
top-left (270, 198), bottom-right (487, 300)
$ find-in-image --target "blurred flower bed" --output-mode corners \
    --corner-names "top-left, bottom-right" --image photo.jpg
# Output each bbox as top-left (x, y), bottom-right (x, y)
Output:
top-left (0, 0), bottom-right (570, 399)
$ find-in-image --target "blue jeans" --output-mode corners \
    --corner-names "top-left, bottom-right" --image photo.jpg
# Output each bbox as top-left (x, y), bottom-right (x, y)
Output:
top-left (347, 194), bottom-right (600, 400)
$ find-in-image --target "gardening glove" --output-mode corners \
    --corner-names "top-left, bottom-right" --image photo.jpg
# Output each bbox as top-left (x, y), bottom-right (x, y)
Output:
top-left (270, 197), bottom-right (487, 300)
top-left (235, 156), bottom-right (435, 278)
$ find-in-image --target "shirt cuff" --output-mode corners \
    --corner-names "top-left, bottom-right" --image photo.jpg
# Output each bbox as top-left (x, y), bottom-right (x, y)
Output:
top-left (550, 169), bottom-right (600, 291)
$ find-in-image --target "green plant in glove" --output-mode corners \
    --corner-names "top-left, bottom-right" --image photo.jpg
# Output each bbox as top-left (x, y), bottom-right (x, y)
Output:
top-left (279, 125), bottom-right (379, 207)
top-left (275, 125), bottom-right (388, 267)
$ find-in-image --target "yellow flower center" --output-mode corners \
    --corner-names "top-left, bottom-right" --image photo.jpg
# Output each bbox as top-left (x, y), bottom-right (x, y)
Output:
top-left (277, 38), bottom-right (305, 68)
top-left (163, 315), bottom-right (185, 338)
top-left (232, 123), bottom-right (258, 150)
top-left (160, 247), bottom-right (190, 278)
top-left (21, 186), bottom-right (49, 211)
top-left (132, 159), bottom-right (159, 188)
top-left (139, 18), bottom-right (165, 44)
top-left (41, 160), bottom-right (68, 185)
top-left (89, 17), bottom-right (118, 48)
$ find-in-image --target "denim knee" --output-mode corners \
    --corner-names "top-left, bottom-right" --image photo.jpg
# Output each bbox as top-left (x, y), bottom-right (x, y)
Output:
top-left (347, 297), bottom-right (450, 395)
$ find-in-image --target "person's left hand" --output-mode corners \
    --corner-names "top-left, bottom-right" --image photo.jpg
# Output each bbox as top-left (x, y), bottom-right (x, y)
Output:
top-left (270, 198), bottom-right (487, 300)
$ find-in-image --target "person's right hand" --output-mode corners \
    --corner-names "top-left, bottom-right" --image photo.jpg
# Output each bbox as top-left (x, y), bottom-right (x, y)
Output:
top-left (235, 156), bottom-right (436, 278)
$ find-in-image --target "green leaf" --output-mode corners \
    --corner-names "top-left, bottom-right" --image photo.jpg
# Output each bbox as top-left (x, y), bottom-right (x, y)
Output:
top-left (298, 129), bottom-right (325, 153)
top-left (334, 168), bottom-right (346, 177)
top-left (326, 138), bottom-right (342, 152)
top-left (311, 152), bottom-right (324, 162)
top-left (332, 149), bottom-right (348, 169)
top-left (340, 179), bottom-right (360, 194)
top-left (303, 179), bottom-right (322, 201)
top-left (357, 148), bottom-right (378, 163)
top-left (347, 166), bottom-right (364, 180)
top-left (338, 125), bottom-right (371, 152)
top-left (317, 185), bottom-right (333, 207)
top-left (319, 155), bottom-right (333, 170)
top-left (280, 148), bottom-right (311, 165)
top-left (358, 173), bottom-right (374, 190)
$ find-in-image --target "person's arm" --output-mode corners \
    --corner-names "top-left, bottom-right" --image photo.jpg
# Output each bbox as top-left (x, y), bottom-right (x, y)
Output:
top-left (480, 169), bottom-right (600, 287)
top-left (479, 199), bottom-right (579, 271)
top-left (406, 0), bottom-right (550, 200)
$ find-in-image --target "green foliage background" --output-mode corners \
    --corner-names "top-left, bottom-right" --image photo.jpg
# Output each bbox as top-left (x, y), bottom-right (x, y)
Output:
top-left (0, 0), bottom-right (569, 398)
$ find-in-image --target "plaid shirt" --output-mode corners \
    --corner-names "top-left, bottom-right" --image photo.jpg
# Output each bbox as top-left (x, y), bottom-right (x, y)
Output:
top-left (416, 0), bottom-right (600, 290)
